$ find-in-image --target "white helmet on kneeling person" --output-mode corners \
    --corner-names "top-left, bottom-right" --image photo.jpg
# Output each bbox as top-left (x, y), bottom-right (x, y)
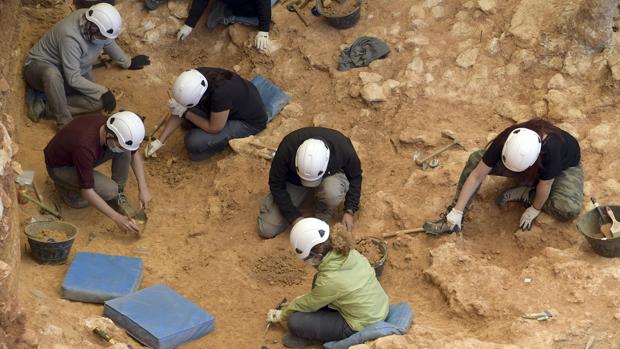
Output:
top-left (86, 3), bottom-right (122, 39)
top-left (107, 111), bottom-right (145, 151)
top-left (172, 69), bottom-right (208, 108)
top-left (295, 139), bottom-right (330, 188)
top-left (290, 217), bottom-right (330, 260)
top-left (501, 127), bottom-right (542, 172)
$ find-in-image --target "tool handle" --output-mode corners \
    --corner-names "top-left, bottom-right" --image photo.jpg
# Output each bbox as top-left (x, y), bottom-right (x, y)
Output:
top-left (148, 114), bottom-right (169, 140)
top-left (416, 141), bottom-right (457, 165)
top-left (382, 227), bottom-right (425, 238)
top-left (275, 297), bottom-right (287, 310)
top-left (606, 207), bottom-right (618, 222)
top-left (20, 193), bottom-right (62, 219)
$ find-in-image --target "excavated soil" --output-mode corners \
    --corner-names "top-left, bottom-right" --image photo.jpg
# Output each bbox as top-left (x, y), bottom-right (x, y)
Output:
top-left (320, 0), bottom-right (360, 17)
top-left (5, 0), bottom-right (620, 348)
top-left (356, 237), bottom-right (383, 265)
top-left (33, 230), bottom-right (68, 242)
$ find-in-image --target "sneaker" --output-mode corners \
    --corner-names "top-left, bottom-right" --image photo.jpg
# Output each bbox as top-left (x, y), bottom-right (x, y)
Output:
top-left (26, 87), bottom-right (46, 122)
top-left (55, 184), bottom-right (88, 209)
top-left (282, 333), bottom-right (317, 348)
top-left (495, 186), bottom-right (533, 206)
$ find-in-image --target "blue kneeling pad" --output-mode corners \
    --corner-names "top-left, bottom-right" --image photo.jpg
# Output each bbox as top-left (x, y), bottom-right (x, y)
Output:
top-left (250, 75), bottom-right (289, 122)
top-left (62, 252), bottom-right (143, 303)
top-left (104, 283), bottom-right (215, 349)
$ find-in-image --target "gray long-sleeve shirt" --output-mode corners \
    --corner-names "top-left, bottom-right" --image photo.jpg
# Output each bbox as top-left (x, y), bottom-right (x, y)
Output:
top-left (25, 9), bottom-right (131, 100)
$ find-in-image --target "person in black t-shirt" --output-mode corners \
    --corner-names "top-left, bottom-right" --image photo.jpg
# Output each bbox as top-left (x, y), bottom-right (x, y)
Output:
top-left (424, 119), bottom-right (584, 235)
top-left (144, 67), bottom-right (267, 161)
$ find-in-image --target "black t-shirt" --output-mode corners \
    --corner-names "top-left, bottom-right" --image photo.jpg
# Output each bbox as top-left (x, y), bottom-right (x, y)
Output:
top-left (482, 129), bottom-right (580, 180)
top-left (190, 67), bottom-right (267, 131)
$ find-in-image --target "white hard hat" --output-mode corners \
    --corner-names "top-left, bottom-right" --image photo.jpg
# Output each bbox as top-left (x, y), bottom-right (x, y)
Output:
top-left (106, 111), bottom-right (145, 151)
top-left (172, 69), bottom-right (208, 108)
top-left (86, 3), bottom-right (122, 39)
top-left (501, 128), bottom-right (542, 172)
top-left (295, 139), bottom-right (330, 187)
top-left (290, 217), bottom-right (330, 260)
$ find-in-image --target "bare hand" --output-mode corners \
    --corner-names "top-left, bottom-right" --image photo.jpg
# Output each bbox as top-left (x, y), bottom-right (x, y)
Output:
top-left (115, 215), bottom-right (140, 234)
top-left (139, 188), bottom-right (153, 209)
top-left (342, 212), bottom-right (354, 231)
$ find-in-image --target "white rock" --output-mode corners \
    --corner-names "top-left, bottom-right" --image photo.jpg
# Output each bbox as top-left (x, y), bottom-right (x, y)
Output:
top-left (143, 29), bottom-right (160, 44)
top-left (407, 57), bottom-right (424, 74)
top-left (451, 21), bottom-right (474, 37)
top-left (431, 6), bottom-right (445, 18)
top-left (361, 83), bottom-right (387, 102)
top-left (167, 0), bottom-right (189, 19)
top-left (478, 0), bottom-right (496, 13)
top-left (486, 37), bottom-right (500, 55)
top-left (0, 261), bottom-right (11, 279)
top-left (532, 101), bottom-right (548, 117)
top-left (281, 103), bottom-right (303, 118)
top-left (424, 73), bottom-right (434, 83)
top-left (405, 33), bottom-right (429, 46)
top-left (587, 123), bottom-right (619, 151)
top-left (389, 23), bottom-right (401, 36)
top-left (411, 19), bottom-right (429, 30)
top-left (511, 49), bottom-right (536, 71)
top-left (548, 73), bottom-right (566, 90)
top-left (409, 5), bottom-right (425, 19)
top-left (505, 63), bottom-right (520, 76)
top-left (456, 48), bottom-right (479, 68)
top-left (423, 0), bottom-right (442, 8)
top-left (142, 19), bottom-right (156, 31)
top-left (382, 79), bottom-right (400, 96)
top-left (359, 72), bottom-right (383, 84)
top-left (41, 324), bottom-right (63, 337)
top-left (608, 54), bottom-right (620, 80)
top-left (0, 78), bottom-right (9, 93)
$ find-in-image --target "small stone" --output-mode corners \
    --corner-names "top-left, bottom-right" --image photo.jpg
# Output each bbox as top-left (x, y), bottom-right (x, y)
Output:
top-left (411, 19), bottom-right (429, 30)
top-left (495, 99), bottom-right (517, 118)
top-left (167, 0), bottom-right (189, 19)
top-left (532, 101), bottom-right (548, 117)
top-left (0, 261), bottom-right (10, 279)
top-left (233, 65), bottom-right (241, 72)
top-left (405, 33), bottom-right (429, 46)
top-left (524, 277), bottom-right (532, 283)
top-left (486, 37), bottom-right (500, 55)
top-left (382, 79), bottom-right (400, 96)
top-left (511, 49), bottom-right (536, 71)
top-left (506, 63), bottom-right (520, 76)
top-left (423, 0), bottom-right (441, 8)
top-left (361, 83), bottom-right (387, 103)
top-left (281, 103), bottom-right (303, 118)
top-left (41, 324), bottom-right (63, 337)
top-left (142, 19), bottom-right (156, 32)
top-left (349, 84), bottom-right (361, 98)
top-left (0, 78), bottom-right (8, 93)
top-left (451, 21), bottom-right (473, 37)
top-left (228, 24), bottom-right (248, 47)
top-left (407, 57), bottom-right (424, 74)
top-left (478, 0), bottom-right (496, 13)
top-left (456, 48), bottom-right (479, 68)
top-left (359, 72), bottom-right (383, 84)
top-left (143, 29), bottom-right (160, 44)
top-left (409, 5), bottom-right (425, 19)
top-left (323, 0), bottom-right (332, 6)
top-left (30, 288), bottom-right (48, 299)
top-left (431, 6), bottom-right (444, 18)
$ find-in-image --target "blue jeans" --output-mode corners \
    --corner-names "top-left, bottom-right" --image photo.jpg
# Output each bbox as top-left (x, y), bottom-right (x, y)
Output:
top-left (184, 120), bottom-right (262, 161)
top-left (206, 0), bottom-right (278, 28)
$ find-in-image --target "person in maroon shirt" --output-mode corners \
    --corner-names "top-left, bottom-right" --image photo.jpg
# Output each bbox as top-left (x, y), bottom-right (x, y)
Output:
top-left (44, 111), bottom-right (152, 233)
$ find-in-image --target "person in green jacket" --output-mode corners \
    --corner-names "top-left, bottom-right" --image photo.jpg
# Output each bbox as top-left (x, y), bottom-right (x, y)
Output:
top-left (266, 217), bottom-right (389, 348)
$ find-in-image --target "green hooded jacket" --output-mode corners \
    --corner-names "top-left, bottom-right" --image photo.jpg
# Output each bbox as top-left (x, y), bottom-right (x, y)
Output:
top-left (281, 249), bottom-right (389, 331)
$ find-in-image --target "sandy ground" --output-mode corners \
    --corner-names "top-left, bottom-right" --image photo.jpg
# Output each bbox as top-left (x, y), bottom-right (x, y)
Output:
top-left (7, 0), bottom-right (620, 348)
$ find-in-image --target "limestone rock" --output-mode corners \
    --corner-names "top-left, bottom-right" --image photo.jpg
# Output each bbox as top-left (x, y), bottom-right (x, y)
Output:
top-left (456, 48), bottom-right (479, 68)
top-left (0, 260), bottom-right (11, 279)
top-left (359, 72), bottom-right (383, 84)
top-left (0, 78), bottom-right (8, 93)
top-left (478, 0), bottom-right (496, 14)
top-left (167, 0), bottom-right (189, 19)
top-left (409, 5), bottom-right (425, 19)
top-left (511, 49), bottom-right (536, 71)
top-left (495, 99), bottom-right (517, 118)
top-left (374, 335), bottom-right (410, 349)
top-left (608, 54), bottom-right (620, 81)
top-left (486, 37), bottom-right (500, 55)
top-left (532, 101), bottom-right (548, 118)
top-left (143, 29), bottom-right (160, 44)
top-left (405, 33), bottom-right (430, 46)
top-left (382, 79), bottom-right (400, 96)
top-left (361, 83), bottom-right (387, 103)
top-left (548, 73), bottom-right (566, 90)
top-left (349, 84), bottom-right (361, 98)
top-left (451, 21), bottom-right (474, 37)
top-left (509, 0), bottom-right (547, 47)
top-left (228, 24), bottom-right (249, 47)
top-left (431, 6), bottom-right (445, 18)
top-left (573, 0), bottom-right (616, 51)
top-left (281, 103), bottom-right (303, 118)
top-left (587, 123), bottom-right (619, 151)
top-left (312, 113), bottom-right (330, 127)
top-left (423, 0), bottom-right (442, 8)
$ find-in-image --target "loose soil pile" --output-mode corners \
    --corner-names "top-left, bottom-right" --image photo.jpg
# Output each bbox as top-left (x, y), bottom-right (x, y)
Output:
top-left (320, 0), bottom-right (360, 17)
top-left (355, 237), bottom-right (383, 265)
top-left (250, 253), bottom-right (307, 287)
top-left (33, 229), bottom-right (68, 242)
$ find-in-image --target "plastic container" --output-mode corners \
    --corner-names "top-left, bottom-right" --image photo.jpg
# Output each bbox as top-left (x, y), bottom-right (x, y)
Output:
top-left (369, 238), bottom-right (388, 278)
top-left (576, 205), bottom-right (620, 258)
top-left (316, 0), bottom-right (362, 30)
top-left (25, 221), bottom-right (78, 264)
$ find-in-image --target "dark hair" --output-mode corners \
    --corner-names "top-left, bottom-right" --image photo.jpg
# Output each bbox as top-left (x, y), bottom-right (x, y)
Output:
top-left (488, 119), bottom-right (563, 182)
top-left (201, 68), bottom-right (234, 84)
top-left (310, 241), bottom-right (331, 257)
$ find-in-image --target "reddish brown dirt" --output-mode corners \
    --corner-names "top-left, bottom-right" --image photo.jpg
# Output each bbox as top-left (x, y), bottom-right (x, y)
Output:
top-left (356, 237), bottom-right (382, 265)
top-left (5, 0), bottom-right (620, 348)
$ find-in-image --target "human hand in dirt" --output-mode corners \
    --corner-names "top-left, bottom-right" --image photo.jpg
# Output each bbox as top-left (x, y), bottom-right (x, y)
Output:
top-left (255, 31), bottom-right (269, 51)
top-left (266, 309), bottom-right (282, 323)
top-left (446, 208), bottom-right (463, 231)
top-left (114, 215), bottom-right (140, 234)
top-left (129, 55), bottom-right (151, 70)
top-left (101, 90), bottom-right (116, 113)
top-left (145, 139), bottom-right (164, 158)
top-left (519, 206), bottom-right (540, 231)
top-left (139, 187), bottom-right (153, 209)
top-left (168, 98), bottom-right (188, 117)
top-left (342, 212), bottom-right (354, 231)
top-left (177, 24), bottom-right (193, 41)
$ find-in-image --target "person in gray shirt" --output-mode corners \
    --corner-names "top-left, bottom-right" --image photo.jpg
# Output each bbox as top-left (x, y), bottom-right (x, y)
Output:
top-left (24, 3), bottom-right (151, 128)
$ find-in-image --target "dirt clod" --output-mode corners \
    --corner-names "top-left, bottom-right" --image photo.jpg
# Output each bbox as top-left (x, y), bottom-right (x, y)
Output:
top-left (251, 254), bottom-right (307, 286)
top-left (34, 229), bottom-right (67, 242)
top-left (356, 237), bottom-right (383, 265)
top-left (320, 0), bottom-right (360, 16)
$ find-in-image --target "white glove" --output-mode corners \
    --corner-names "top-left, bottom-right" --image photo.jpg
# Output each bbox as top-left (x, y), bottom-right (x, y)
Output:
top-left (177, 24), bottom-right (193, 41)
top-left (519, 206), bottom-right (541, 231)
top-left (168, 98), bottom-right (187, 117)
top-left (255, 31), bottom-right (270, 51)
top-left (266, 309), bottom-right (282, 323)
top-left (145, 139), bottom-right (164, 158)
top-left (446, 208), bottom-right (463, 232)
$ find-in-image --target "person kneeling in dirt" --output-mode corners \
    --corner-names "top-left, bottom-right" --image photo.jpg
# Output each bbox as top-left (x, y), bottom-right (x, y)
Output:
top-left (144, 68), bottom-right (267, 161)
top-left (24, 3), bottom-right (151, 129)
top-left (257, 127), bottom-right (363, 239)
top-left (44, 111), bottom-right (152, 234)
top-left (424, 119), bottom-right (583, 235)
top-left (266, 218), bottom-right (389, 348)
top-left (168, 0), bottom-right (275, 51)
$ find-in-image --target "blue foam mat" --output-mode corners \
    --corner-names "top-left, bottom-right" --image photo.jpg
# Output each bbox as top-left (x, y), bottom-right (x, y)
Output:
top-left (250, 75), bottom-right (289, 122)
top-left (62, 252), bottom-right (143, 303)
top-left (104, 283), bottom-right (215, 349)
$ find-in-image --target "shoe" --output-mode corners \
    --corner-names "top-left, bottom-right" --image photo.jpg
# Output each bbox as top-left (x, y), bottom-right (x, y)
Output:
top-left (495, 186), bottom-right (533, 206)
top-left (26, 87), bottom-right (46, 122)
top-left (55, 184), bottom-right (88, 209)
top-left (144, 0), bottom-right (163, 10)
top-left (422, 210), bottom-right (461, 235)
top-left (282, 333), bottom-right (317, 348)
top-left (108, 192), bottom-right (135, 215)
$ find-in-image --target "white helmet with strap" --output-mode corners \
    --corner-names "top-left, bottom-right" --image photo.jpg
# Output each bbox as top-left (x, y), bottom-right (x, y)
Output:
top-left (106, 111), bottom-right (145, 151)
top-left (290, 218), bottom-right (330, 260)
top-left (172, 69), bottom-right (208, 108)
top-left (501, 127), bottom-right (542, 172)
top-left (295, 139), bottom-right (330, 187)
top-left (86, 3), bottom-right (122, 39)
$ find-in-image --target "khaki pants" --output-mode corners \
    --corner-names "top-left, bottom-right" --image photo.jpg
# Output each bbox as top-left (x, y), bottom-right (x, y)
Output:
top-left (257, 173), bottom-right (350, 238)
top-left (47, 150), bottom-right (130, 203)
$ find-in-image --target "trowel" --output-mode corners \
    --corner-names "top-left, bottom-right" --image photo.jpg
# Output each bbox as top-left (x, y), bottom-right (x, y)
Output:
top-left (15, 171), bottom-right (62, 219)
top-left (605, 207), bottom-right (620, 238)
